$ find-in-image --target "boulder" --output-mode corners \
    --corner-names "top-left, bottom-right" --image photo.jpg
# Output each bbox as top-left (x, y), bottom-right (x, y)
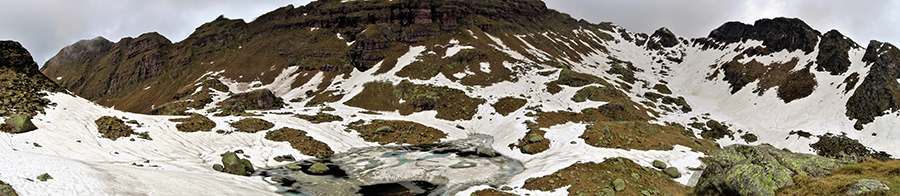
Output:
top-left (220, 151), bottom-right (254, 176)
top-left (4, 114), bottom-right (36, 133)
top-left (695, 144), bottom-right (846, 196)
top-left (36, 173), bottom-right (52, 182)
top-left (652, 160), bottom-right (667, 169)
top-left (0, 180), bottom-right (17, 196)
top-left (612, 178), bottom-right (626, 191)
top-left (663, 167), bottom-right (681, 178)
top-left (308, 162), bottom-right (330, 174)
top-left (846, 179), bottom-right (890, 196)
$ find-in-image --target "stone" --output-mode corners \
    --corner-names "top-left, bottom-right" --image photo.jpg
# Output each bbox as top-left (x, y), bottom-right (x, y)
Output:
top-left (285, 164), bottom-right (303, 171)
top-left (846, 179), bottom-right (890, 196)
top-left (600, 188), bottom-right (616, 196)
top-left (694, 144), bottom-right (846, 196)
top-left (308, 162), bottom-right (329, 174)
top-left (528, 133), bottom-right (544, 142)
top-left (663, 167), bottom-right (681, 178)
top-left (36, 173), bottom-right (52, 182)
top-left (612, 178), bottom-right (626, 191)
top-left (652, 160), bottom-right (667, 169)
top-left (449, 161), bottom-right (477, 169)
top-left (221, 151), bottom-right (253, 176)
top-left (213, 164), bottom-right (224, 172)
top-left (4, 114), bottom-right (36, 133)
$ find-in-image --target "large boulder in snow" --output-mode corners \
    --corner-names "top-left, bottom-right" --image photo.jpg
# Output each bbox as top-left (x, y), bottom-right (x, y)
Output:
top-left (2, 114), bottom-right (36, 133)
top-left (220, 151), bottom-right (254, 176)
top-left (694, 144), bottom-right (847, 196)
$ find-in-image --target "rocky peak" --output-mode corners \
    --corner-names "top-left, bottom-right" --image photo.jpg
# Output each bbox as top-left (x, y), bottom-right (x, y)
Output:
top-left (647, 27), bottom-right (679, 50)
top-left (709, 17), bottom-right (820, 54)
top-left (816, 29), bottom-right (858, 75)
top-left (43, 36), bottom-right (114, 69)
top-left (1, 41), bottom-right (41, 75)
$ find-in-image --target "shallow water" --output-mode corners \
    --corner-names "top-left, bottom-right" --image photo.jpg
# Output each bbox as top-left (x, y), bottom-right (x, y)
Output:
top-left (257, 134), bottom-right (524, 196)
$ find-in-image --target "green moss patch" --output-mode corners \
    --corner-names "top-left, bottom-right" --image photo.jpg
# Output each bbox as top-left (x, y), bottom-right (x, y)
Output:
top-left (265, 127), bottom-right (334, 159)
top-left (95, 116), bottom-right (140, 141)
top-left (169, 114), bottom-right (216, 132)
top-left (491, 97), bottom-right (527, 116)
top-left (522, 157), bottom-right (690, 195)
top-left (230, 117), bottom-right (274, 133)
top-left (347, 119), bottom-right (447, 145)
top-left (294, 112), bottom-right (343, 124)
top-left (580, 121), bottom-right (717, 153)
top-left (344, 80), bottom-right (485, 121)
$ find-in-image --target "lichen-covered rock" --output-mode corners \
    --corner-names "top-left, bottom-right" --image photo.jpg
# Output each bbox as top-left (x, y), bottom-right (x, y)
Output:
top-left (846, 179), bottom-right (890, 196)
top-left (308, 162), bottom-right (329, 174)
top-left (0, 180), bottom-right (17, 196)
top-left (652, 160), bottom-right (667, 169)
top-left (212, 164), bottom-right (224, 172)
top-left (3, 114), bottom-right (36, 133)
top-left (612, 178), bottom-right (626, 191)
top-left (220, 151), bottom-right (254, 176)
top-left (695, 144), bottom-right (847, 196)
top-left (36, 173), bottom-right (52, 182)
top-left (663, 167), bottom-right (681, 178)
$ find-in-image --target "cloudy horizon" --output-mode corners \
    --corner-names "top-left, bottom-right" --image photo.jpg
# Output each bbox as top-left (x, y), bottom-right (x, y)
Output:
top-left (2, 0), bottom-right (899, 67)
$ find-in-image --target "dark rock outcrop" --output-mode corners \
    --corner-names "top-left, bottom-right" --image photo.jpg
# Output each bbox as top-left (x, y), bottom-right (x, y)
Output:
top-left (695, 144), bottom-right (846, 196)
top-left (816, 30), bottom-right (857, 75)
top-left (709, 17), bottom-right (820, 54)
top-left (0, 41), bottom-right (61, 117)
top-left (647, 27), bottom-right (679, 50)
top-left (215, 89), bottom-right (284, 116)
top-left (846, 40), bottom-right (900, 126)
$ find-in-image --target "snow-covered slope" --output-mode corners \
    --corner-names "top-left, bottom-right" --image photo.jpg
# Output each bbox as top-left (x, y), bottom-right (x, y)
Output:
top-left (7, 1), bottom-right (900, 195)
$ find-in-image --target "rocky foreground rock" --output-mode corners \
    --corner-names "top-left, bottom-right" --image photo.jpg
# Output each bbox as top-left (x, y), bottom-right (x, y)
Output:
top-left (695, 144), bottom-right (848, 196)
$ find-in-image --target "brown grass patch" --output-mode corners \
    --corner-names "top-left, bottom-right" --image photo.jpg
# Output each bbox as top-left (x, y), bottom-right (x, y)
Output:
top-left (492, 97), bottom-right (527, 116)
top-left (95, 116), bottom-right (140, 141)
top-left (509, 121), bottom-right (550, 154)
top-left (777, 158), bottom-right (900, 195)
top-left (344, 80), bottom-right (485, 121)
top-left (471, 189), bottom-right (518, 196)
top-left (215, 89), bottom-right (284, 116)
top-left (304, 90), bottom-right (345, 107)
top-left (522, 157), bottom-right (691, 195)
top-left (230, 117), bottom-right (274, 133)
top-left (347, 119), bottom-right (447, 145)
top-left (579, 121), bottom-right (717, 153)
top-left (294, 112), bottom-right (343, 124)
top-left (169, 114), bottom-right (216, 132)
top-left (265, 127), bottom-right (334, 159)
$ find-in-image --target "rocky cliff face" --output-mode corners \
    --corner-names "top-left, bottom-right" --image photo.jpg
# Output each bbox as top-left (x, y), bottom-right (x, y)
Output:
top-left (0, 41), bottom-right (61, 117)
top-left (41, 0), bottom-right (584, 114)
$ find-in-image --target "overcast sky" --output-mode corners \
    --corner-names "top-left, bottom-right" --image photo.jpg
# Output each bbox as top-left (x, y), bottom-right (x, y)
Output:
top-left (2, 0), bottom-right (900, 67)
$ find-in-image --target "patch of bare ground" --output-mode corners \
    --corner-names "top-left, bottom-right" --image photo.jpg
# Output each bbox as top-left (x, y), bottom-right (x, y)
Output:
top-left (265, 127), bottom-right (334, 159)
top-left (522, 157), bottom-right (691, 195)
top-left (95, 116), bottom-right (150, 141)
top-left (230, 117), bottom-right (274, 133)
top-left (580, 121), bottom-right (717, 153)
top-left (509, 121), bottom-right (549, 154)
top-left (347, 119), bottom-right (447, 145)
top-left (214, 89), bottom-right (284, 116)
top-left (471, 189), bottom-right (518, 196)
top-left (344, 80), bottom-right (485, 121)
top-left (294, 112), bottom-right (343, 124)
top-left (492, 97), bottom-right (527, 116)
top-left (169, 114), bottom-right (216, 132)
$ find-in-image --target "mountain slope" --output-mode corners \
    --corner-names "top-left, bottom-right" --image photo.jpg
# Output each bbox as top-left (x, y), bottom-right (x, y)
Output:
top-left (9, 0), bottom-right (900, 195)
